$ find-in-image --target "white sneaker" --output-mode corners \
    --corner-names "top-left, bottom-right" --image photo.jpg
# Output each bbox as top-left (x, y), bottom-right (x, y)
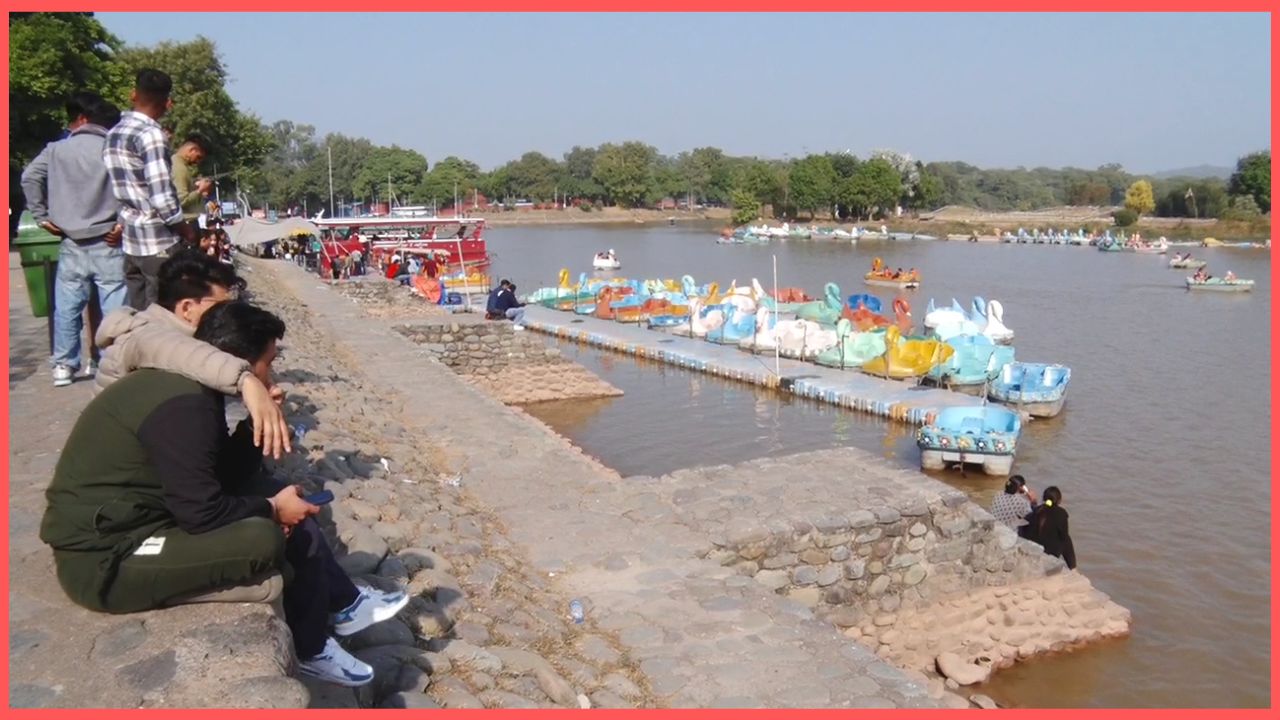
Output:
top-left (298, 637), bottom-right (373, 687)
top-left (512, 324), bottom-right (526, 331)
top-left (52, 364), bottom-right (74, 387)
top-left (82, 361), bottom-right (97, 378)
top-left (332, 586), bottom-right (410, 637)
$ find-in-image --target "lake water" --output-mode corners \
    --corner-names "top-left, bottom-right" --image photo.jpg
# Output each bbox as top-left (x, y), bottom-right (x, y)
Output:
top-left (486, 222), bottom-right (1272, 708)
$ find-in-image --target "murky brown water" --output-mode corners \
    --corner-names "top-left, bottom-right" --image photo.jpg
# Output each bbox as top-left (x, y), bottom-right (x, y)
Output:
top-left (488, 223), bottom-right (1272, 708)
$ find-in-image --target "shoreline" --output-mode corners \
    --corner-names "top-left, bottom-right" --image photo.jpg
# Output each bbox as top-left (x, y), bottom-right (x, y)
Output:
top-left (473, 205), bottom-right (1270, 242)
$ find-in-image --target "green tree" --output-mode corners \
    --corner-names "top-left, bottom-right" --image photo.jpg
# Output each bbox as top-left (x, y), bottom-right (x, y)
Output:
top-left (788, 154), bottom-right (838, 218)
top-left (729, 158), bottom-right (781, 206)
top-left (562, 145), bottom-right (603, 201)
top-left (678, 147), bottom-right (727, 203)
top-left (9, 12), bottom-right (130, 166)
top-left (1112, 208), bottom-right (1138, 227)
top-left (840, 158), bottom-right (902, 220)
top-left (504, 151), bottom-right (563, 201)
top-left (1228, 151), bottom-right (1271, 213)
top-left (352, 146), bottom-right (428, 205)
top-left (592, 141), bottom-right (657, 207)
top-left (730, 188), bottom-right (760, 225)
top-left (1123, 179), bottom-right (1155, 216)
top-left (912, 169), bottom-right (944, 211)
top-left (420, 156), bottom-right (481, 208)
top-left (117, 37), bottom-right (275, 189)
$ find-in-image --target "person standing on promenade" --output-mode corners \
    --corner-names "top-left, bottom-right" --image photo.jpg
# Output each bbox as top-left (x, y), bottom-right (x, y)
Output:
top-left (21, 92), bottom-right (126, 387)
top-left (170, 133), bottom-right (213, 231)
top-left (990, 474), bottom-right (1037, 531)
top-left (105, 68), bottom-right (196, 310)
top-left (1023, 485), bottom-right (1077, 570)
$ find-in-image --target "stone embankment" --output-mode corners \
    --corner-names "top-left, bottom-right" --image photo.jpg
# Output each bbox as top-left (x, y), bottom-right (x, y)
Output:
top-left (642, 450), bottom-right (1131, 691)
top-left (396, 322), bottom-right (622, 405)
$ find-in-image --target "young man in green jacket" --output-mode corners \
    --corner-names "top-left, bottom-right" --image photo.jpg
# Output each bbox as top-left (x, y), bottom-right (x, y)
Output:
top-left (40, 301), bottom-right (407, 687)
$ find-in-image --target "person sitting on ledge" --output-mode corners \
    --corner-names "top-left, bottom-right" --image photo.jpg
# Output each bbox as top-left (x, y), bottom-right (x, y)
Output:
top-left (990, 474), bottom-right (1036, 531)
top-left (497, 281), bottom-right (527, 329)
top-left (1022, 485), bottom-right (1077, 570)
top-left (40, 301), bottom-right (409, 687)
top-left (94, 248), bottom-right (291, 458)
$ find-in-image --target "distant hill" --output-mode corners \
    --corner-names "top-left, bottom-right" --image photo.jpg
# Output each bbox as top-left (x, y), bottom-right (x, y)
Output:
top-left (1151, 165), bottom-right (1233, 180)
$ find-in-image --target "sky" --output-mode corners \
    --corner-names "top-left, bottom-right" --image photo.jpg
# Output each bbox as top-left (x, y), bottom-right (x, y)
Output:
top-left (96, 12), bottom-right (1271, 173)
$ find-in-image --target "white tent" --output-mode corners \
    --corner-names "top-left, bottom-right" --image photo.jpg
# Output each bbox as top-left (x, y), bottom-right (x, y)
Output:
top-left (222, 216), bottom-right (320, 248)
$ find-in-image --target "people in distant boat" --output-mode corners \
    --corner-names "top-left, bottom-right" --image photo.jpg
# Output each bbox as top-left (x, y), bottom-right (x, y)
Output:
top-left (1224, 270), bottom-right (1237, 281)
top-left (1192, 267), bottom-right (1210, 282)
top-left (991, 475), bottom-right (1037, 531)
top-left (1022, 485), bottom-right (1077, 569)
top-left (905, 268), bottom-right (918, 282)
top-left (455, 225), bottom-right (466, 239)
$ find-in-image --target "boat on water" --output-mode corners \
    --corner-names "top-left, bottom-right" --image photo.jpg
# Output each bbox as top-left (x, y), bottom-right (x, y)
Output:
top-left (738, 307), bottom-right (838, 358)
top-left (1125, 237), bottom-right (1169, 254)
top-left (593, 249), bottom-right (621, 270)
top-left (1185, 277), bottom-right (1255, 292)
top-left (1168, 253), bottom-right (1208, 269)
top-left (792, 282), bottom-right (845, 326)
top-left (988, 362), bottom-right (1071, 418)
top-left (864, 258), bottom-right (920, 289)
top-left (706, 304), bottom-right (760, 345)
top-left (311, 214), bottom-right (492, 285)
top-left (812, 320), bottom-right (888, 369)
top-left (917, 405), bottom-right (1022, 476)
top-left (924, 334), bottom-right (1016, 395)
top-left (861, 326), bottom-right (954, 380)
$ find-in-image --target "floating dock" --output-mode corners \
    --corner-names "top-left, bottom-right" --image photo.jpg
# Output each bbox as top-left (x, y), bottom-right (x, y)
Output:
top-left (524, 306), bottom-right (984, 425)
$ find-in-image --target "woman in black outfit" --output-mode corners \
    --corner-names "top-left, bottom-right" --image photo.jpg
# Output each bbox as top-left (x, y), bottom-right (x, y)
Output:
top-left (1024, 485), bottom-right (1077, 569)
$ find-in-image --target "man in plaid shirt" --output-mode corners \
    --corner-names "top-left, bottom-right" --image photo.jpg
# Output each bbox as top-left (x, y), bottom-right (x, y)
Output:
top-left (104, 69), bottom-right (196, 310)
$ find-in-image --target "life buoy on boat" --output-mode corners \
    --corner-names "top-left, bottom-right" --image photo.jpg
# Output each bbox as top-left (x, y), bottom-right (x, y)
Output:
top-left (893, 297), bottom-right (910, 317)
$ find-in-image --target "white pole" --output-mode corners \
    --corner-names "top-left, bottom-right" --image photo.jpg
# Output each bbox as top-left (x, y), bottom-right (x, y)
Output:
top-left (772, 254), bottom-right (780, 377)
top-left (327, 145), bottom-right (335, 219)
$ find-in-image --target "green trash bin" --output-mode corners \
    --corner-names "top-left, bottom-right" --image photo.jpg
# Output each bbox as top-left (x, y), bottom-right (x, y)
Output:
top-left (12, 211), bottom-right (62, 317)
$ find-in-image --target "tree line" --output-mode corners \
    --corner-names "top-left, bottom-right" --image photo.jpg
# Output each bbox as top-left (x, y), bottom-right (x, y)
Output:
top-left (10, 13), bottom-right (1271, 226)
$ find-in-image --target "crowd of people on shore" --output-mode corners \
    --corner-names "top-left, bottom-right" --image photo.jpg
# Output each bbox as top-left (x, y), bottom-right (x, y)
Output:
top-left (22, 68), bottom-right (409, 688)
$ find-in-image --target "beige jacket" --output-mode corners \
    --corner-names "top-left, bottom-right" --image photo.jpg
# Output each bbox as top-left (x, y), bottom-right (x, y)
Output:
top-left (94, 304), bottom-right (251, 395)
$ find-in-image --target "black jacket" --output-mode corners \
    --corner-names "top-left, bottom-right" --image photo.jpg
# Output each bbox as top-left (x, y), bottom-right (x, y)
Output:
top-left (41, 370), bottom-right (272, 609)
top-left (1024, 504), bottom-right (1077, 569)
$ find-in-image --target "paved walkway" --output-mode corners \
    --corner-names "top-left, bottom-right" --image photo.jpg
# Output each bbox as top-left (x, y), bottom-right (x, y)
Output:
top-left (257, 258), bottom-right (940, 708)
top-left (6, 253), bottom-right (302, 708)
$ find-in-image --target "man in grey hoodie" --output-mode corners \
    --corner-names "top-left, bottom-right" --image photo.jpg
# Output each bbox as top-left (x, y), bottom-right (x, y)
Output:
top-left (21, 92), bottom-right (125, 387)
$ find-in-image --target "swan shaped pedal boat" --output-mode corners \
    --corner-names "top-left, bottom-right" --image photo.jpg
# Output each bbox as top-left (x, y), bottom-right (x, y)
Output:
top-left (813, 320), bottom-right (888, 368)
top-left (988, 362), bottom-right (1071, 417)
top-left (861, 326), bottom-right (955, 380)
top-left (924, 334), bottom-right (1016, 395)
top-left (917, 405), bottom-right (1022, 475)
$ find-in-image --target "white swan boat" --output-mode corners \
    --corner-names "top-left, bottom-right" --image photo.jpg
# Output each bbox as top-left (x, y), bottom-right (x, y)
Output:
top-left (592, 250), bottom-right (621, 270)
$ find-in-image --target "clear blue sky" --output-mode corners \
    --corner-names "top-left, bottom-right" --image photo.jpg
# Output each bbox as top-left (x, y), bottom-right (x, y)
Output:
top-left (97, 12), bottom-right (1271, 173)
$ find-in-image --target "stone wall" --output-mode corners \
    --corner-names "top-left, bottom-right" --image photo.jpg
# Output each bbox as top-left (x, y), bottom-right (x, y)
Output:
top-left (645, 448), bottom-right (1131, 689)
top-left (397, 322), bottom-right (623, 404)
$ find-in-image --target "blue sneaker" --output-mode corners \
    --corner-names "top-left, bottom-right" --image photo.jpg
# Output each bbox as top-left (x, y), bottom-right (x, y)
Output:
top-left (298, 637), bottom-right (373, 687)
top-left (333, 586), bottom-right (409, 637)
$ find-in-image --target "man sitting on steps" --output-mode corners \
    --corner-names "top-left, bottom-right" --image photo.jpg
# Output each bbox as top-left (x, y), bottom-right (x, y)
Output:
top-left (40, 301), bottom-right (409, 687)
top-left (94, 249), bottom-right (291, 459)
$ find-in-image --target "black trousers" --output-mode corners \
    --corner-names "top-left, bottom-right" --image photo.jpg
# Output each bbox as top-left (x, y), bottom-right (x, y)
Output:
top-left (283, 516), bottom-right (361, 658)
top-left (123, 253), bottom-right (167, 311)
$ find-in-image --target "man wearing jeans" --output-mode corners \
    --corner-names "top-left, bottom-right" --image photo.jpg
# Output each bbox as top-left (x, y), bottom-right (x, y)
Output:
top-left (21, 93), bottom-right (126, 387)
top-left (104, 69), bottom-right (195, 310)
